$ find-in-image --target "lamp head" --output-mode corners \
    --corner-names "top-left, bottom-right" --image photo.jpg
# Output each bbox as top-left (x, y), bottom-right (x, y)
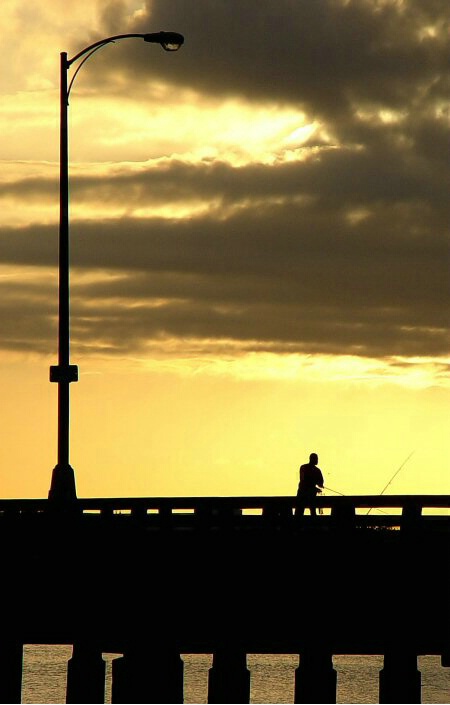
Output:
top-left (144, 31), bottom-right (184, 51)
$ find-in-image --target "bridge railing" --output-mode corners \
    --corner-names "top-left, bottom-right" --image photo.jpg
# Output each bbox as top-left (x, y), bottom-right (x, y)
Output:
top-left (0, 495), bottom-right (448, 530)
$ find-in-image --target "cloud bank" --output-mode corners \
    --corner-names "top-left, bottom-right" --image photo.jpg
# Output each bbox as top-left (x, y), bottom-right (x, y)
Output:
top-left (1, 0), bottom-right (448, 366)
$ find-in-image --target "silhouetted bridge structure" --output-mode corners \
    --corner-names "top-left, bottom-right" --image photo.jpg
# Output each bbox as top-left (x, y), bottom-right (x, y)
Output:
top-left (0, 494), bottom-right (449, 703)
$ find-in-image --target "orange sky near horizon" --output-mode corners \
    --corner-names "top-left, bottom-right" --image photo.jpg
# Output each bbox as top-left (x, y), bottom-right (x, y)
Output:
top-left (1, 350), bottom-right (448, 499)
top-left (0, 0), bottom-right (448, 500)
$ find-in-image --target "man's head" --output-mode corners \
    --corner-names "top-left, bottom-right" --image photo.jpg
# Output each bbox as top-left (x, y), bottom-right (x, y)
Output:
top-left (309, 452), bottom-right (318, 465)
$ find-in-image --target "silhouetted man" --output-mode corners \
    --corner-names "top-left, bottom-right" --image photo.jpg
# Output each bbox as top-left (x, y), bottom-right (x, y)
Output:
top-left (296, 452), bottom-right (324, 516)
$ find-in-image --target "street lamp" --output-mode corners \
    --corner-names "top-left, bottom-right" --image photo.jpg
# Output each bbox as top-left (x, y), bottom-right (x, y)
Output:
top-left (48, 32), bottom-right (184, 501)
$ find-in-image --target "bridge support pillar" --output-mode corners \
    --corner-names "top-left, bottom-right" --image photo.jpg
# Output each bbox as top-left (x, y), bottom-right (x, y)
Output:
top-left (379, 651), bottom-right (421, 704)
top-left (0, 640), bottom-right (22, 704)
top-left (66, 643), bottom-right (105, 704)
top-left (295, 650), bottom-right (337, 704)
top-left (208, 648), bottom-right (250, 704)
top-left (111, 646), bottom-right (183, 704)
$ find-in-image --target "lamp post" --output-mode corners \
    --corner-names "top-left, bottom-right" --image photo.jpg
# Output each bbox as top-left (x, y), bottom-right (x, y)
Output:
top-left (48, 32), bottom-right (184, 501)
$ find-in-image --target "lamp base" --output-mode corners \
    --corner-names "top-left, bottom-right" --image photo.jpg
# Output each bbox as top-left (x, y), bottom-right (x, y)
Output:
top-left (48, 463), bottom-right (77, 501)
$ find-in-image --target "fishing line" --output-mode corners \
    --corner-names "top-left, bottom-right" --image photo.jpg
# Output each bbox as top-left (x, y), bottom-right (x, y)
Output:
top-left (324, 485), bottom-right (389, 515)
top-left (324, 485), bottom-right (345, 496)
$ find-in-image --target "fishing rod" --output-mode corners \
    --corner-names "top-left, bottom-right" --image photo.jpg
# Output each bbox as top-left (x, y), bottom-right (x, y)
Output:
top-left (322, 452), bottom-right (414, 516)
top-left (366, 450), bottom-right (415, 515)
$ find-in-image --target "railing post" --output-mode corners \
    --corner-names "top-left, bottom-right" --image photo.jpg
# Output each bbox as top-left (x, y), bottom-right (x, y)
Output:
top-left (295, 650), bottom-right (337, 704)
top-left (331, 500), bottom-right (355, 529)
top-left (159, 504), bottom-right (173, 529)
top-left (218, 506), bottom-right (242, 531)
top-left (401, 503), bottom-right (422, 532)
top-left (131, 504), bottom-right (147, 521)
top-left (111, 646), bottom-right (183, 704)
top-left (0, 640), bottom-right (22, 704)
top-left (379, 651), bottom-right (421, 703)
top-left (66, 642), bottom-right (106, 704)
top-left (208, 648), bottom-right (250, 704)
top-left (263, 502), bottom-right (292, 528)
top-left (195, 503), bottom-right (214, 530)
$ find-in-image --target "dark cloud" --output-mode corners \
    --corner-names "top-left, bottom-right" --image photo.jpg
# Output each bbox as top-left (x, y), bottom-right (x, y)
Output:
top-left (90, 0), bottom-right (449, 128)
top-left (0, 279), bottom-right (57, 354)
top-left (0, 185), bottom-right (447, 358)
top-left (5, 138), bottom-right (449, 215)
top-left (2, 0), bottom-right (447, 363)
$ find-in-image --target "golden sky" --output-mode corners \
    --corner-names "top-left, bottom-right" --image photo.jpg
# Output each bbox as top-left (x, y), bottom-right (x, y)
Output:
top-left (1, 0), bottom-right (448, 499)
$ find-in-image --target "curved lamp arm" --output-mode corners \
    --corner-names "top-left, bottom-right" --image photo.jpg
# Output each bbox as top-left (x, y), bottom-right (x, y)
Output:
top-left (68, 31), bottom-right (184, 66)
top-left (65, 31), bottom-right (184, 101)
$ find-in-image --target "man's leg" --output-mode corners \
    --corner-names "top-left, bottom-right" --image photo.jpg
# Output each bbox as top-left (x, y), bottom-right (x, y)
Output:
top-left (295, 495), bottom-right (305, 517)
